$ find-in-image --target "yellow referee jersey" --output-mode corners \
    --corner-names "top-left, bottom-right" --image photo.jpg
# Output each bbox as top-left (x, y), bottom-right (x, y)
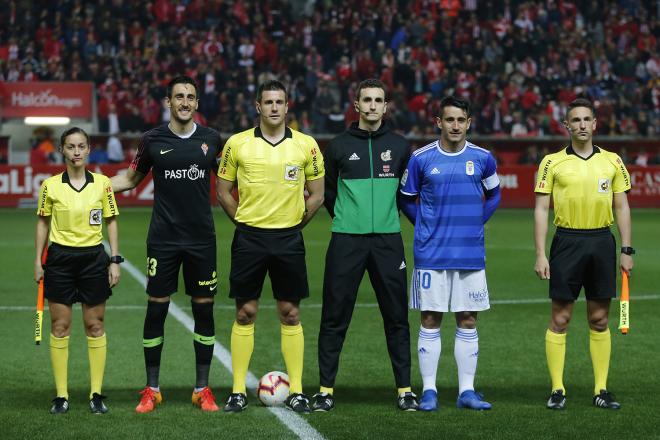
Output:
top-left (535, 146), bottom-right (630, 229)
top-left (218, 127), bottom-right (324, 228)
top-left (37, 170), bottom-right (119, 246)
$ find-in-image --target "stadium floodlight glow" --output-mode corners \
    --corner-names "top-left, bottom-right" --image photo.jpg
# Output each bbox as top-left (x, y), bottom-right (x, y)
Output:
top-left (24, 116), bottom-right (71, 126)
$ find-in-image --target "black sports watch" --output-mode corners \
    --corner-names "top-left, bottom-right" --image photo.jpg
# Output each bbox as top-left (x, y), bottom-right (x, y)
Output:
top-left (620, 247), bottom-right (635, 256)
top-left (109, 255), bottom-right (125, 264)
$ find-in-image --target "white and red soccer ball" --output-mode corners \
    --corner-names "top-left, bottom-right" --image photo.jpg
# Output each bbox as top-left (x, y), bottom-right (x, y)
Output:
top-left (257, 371), bottom-right (290, 407)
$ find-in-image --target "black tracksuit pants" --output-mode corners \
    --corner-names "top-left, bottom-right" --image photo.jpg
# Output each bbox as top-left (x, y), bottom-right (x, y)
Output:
top-left (318, 232), bottom-right (411, 389)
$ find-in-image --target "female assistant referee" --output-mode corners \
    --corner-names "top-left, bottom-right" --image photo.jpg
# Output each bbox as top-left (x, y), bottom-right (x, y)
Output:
top-left (34, 127), bottom-right (122, 414)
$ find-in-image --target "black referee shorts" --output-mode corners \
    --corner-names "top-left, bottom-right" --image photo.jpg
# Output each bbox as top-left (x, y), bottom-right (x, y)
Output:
top-left (229, 224), bottom-right (309, 301)
top-left (44, 243), bottom-right (111, 306)
top-left (549, 227), bottom-right (616, 301)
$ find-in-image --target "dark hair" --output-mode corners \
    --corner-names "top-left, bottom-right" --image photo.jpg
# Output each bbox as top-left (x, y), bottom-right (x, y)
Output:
top-left (566, 97), bottom-right (595, 119)
top-left (256, 80), bottom-right (287, 103)
top-left (166, 75), bottom-right (198, 99)
top-left (355, 78), bottom-right (387, 100)
top-left (439, 96), bottom-right (471, 118)
top-left (60, 127), bottom-right (90, 147)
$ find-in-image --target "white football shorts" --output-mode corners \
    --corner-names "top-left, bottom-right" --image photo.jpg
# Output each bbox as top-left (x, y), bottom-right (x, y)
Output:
top-left (409, 268), bottom-right (490, 312)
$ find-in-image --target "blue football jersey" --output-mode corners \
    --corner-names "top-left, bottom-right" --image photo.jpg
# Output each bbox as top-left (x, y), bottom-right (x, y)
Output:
top-left (400, 140), bottom-right (500, 269)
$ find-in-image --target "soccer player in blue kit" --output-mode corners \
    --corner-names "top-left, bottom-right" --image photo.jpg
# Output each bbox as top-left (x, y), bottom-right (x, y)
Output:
top-left (399, 96), bottom-right (500, 411)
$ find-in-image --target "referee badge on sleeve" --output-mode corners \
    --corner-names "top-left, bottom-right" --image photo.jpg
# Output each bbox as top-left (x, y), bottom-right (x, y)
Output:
top-left (89, 209), bottom-right (103, 225)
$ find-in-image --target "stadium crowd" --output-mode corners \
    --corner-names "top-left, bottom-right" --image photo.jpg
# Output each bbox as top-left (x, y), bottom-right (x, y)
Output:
top-left (0, 0), bottom-right (658, 137)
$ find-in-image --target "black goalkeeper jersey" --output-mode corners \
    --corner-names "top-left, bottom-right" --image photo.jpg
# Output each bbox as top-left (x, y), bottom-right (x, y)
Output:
top-left (131, 123), bottom-right (222, 245)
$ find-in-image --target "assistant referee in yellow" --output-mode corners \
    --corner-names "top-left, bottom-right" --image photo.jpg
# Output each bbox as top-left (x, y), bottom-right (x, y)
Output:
top-left (35, 127), bottom-right (122, 414)
top-left (217, 80), bottom-right (325, 414)
top-left (534, 98), bottom-right (633, 411)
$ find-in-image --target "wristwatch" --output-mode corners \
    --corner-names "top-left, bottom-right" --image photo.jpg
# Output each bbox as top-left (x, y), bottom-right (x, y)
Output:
top-left (109, 255), bottom-right (125, 264)
top-left (620, 247), bottom-right (635, 256)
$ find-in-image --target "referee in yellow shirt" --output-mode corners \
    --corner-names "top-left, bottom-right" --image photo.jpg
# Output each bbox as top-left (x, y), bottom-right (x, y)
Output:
top-left (217, 80), bottom-right (324, 413)
top-left (534, 98), bottom-right (633, 411)
top-left (35, 127), bottom-right (121, 414)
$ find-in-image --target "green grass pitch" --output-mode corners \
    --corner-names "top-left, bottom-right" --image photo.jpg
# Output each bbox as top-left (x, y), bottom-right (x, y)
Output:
top-left (0, 207), bottom-right (658, 439)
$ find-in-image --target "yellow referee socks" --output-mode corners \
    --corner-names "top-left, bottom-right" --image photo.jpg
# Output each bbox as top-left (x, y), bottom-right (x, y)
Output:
top-left (545, 329), bottom-right (566, 393)
top-left (50, 334), bottom-right (69, 399)
top-left (397, 387), bottom-right (412, 396)
top-left (590, 328), bottom-right (611, 395)
top-left (281, 323), bottom-right (304, 394)
top-left (231, 321), bottom-right (254, 394)
top-left (87, 334), bottom-right (107, 398)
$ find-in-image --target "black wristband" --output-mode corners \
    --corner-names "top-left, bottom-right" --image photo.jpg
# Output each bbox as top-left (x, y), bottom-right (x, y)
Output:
top-left (109, 255), bottom-right (125, 264)
top-left (620, 247), bottom-right (635, 256)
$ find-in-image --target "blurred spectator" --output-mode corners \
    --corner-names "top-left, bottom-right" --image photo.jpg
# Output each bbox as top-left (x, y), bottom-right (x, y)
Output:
top-left (31, 127), bottom-right (57, 164)
top-left (326, 104), bottom-right (346, 134)
top-left (510, 112), bottom-right (529, 137)
top-left (107, 136), bottom-right (125, 164)
top-left (0, 0), bottom-right (656, 137)
top-left (30, 142), bottom-right (48, 165)
top-left (619, 147), bottom-right (631, 164)
top-left (89, 144), bottom-right (109, 164)
top-left (635, 149), bottom-right (650, 167)
top-left (518, 145), bottom-right (541, 165)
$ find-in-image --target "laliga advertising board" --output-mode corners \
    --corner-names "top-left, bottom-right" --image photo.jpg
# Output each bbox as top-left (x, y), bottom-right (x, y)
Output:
top-left (1, 164), bottom-right (659, 208)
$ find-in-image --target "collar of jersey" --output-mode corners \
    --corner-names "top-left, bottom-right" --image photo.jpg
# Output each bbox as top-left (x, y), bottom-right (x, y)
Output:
top-left (566, 144), bottom-right (600, 160)
top-left (62, 169), bottom-right (94, 192)
top-left (168, 122), bottom-right (197, 139)
top-left (436, 141), bottom-right (467, 156)
top-left (254, 126), bottom-right (292, 147)
top-left (347, 121), bottom-right (389, 139)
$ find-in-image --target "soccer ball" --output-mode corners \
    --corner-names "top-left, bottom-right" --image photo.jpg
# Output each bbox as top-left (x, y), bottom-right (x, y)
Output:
top-left (257, 371), bottom-right (290, 407)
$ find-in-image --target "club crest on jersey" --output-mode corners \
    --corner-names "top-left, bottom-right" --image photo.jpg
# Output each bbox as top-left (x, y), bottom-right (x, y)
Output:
top-left (383, 165), bottom-right (390, 173)
top-left (466, 161), bottom-right (475, 176)
top-left (89, 209), bottom-right (102, 225)
top-left (285, 165), bottom-right (300, 181)
top-left (598, 178), bottom-right (611, 193)
top-left (201, 142), bottom-right (208, 156)
top-left (381, 149), bottom-right (392, 161)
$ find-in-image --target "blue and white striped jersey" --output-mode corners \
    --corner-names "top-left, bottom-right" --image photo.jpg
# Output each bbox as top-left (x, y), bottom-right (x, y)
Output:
top-left (400, 140), bottom-right (500, 270)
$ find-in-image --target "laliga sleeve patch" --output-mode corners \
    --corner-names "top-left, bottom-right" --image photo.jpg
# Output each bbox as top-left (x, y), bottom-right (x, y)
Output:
top-left (89, 209), bottom-right (103, 225)
top-left (401, 169), bottom-right (409, 186)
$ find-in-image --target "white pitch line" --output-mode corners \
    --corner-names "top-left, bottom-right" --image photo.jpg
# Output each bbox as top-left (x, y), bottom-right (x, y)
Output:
top-left (111, 244), bottom-right (325, 440)
top-left (4, 294), bottom-right (660, 312)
